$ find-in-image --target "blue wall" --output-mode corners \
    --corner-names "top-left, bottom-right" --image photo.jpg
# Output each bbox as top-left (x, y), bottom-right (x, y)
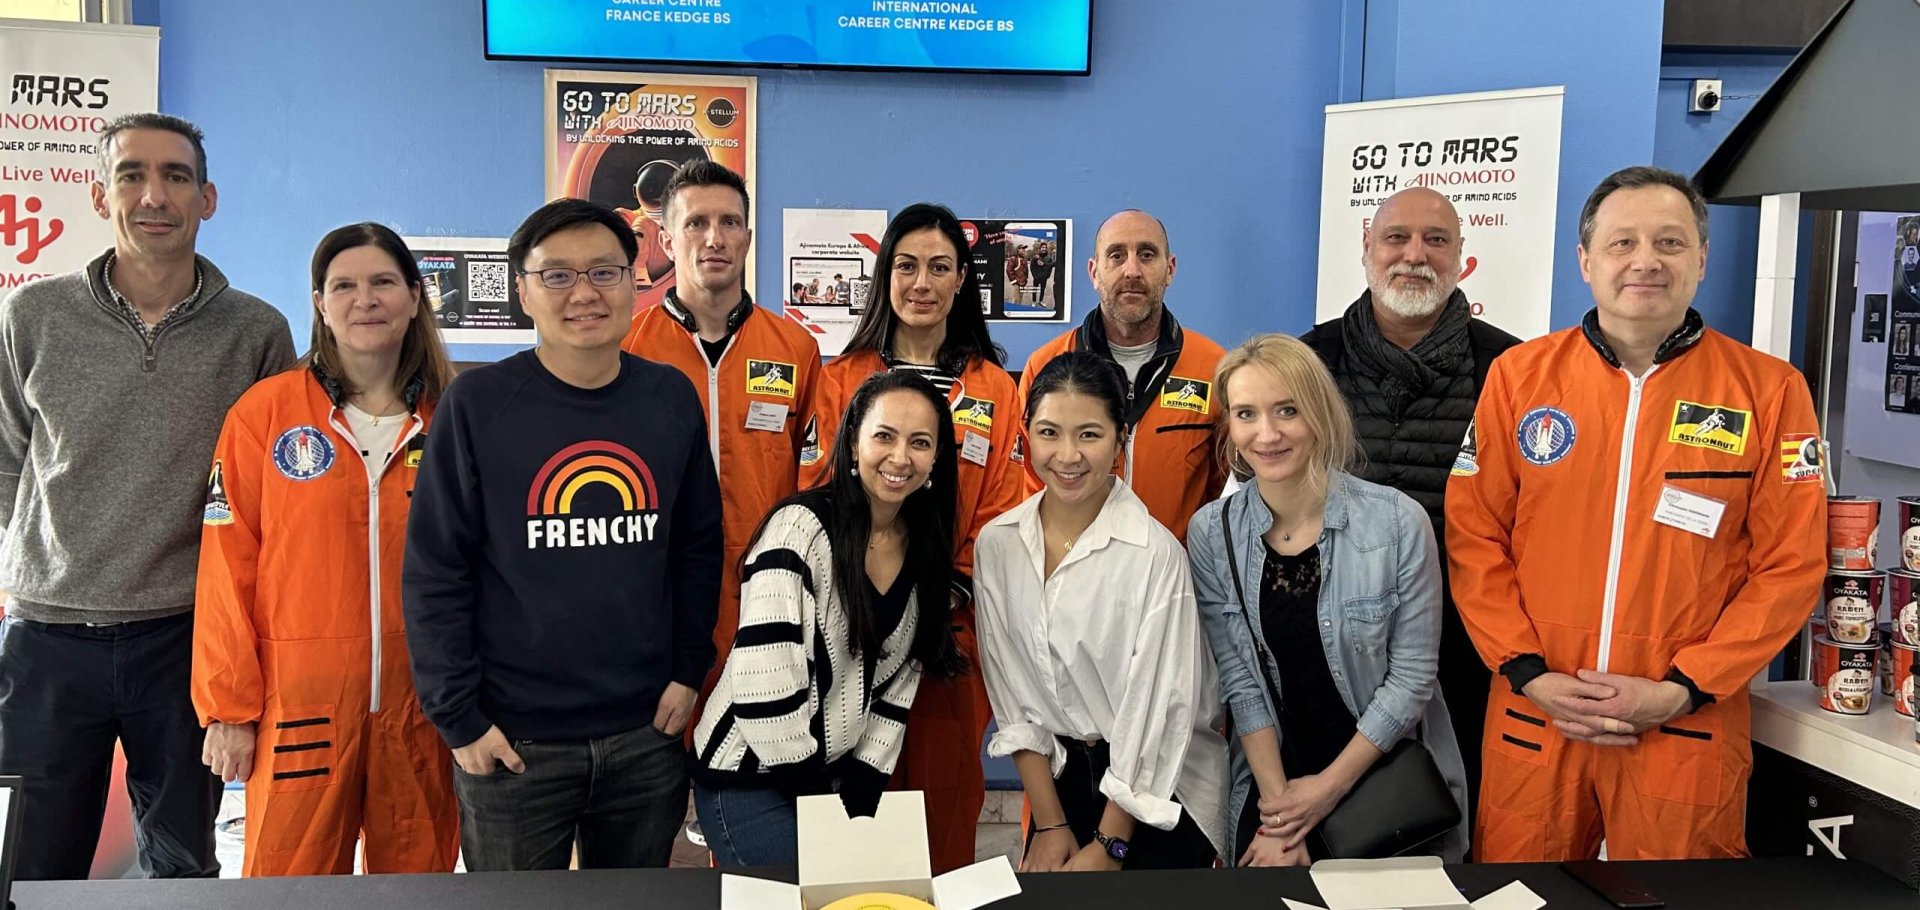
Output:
top-left (1651, 52), bottom-right (1812, 365)
top-left (1360, 1), bottom-right (1666, 331)
top-left (140, 0), bottom-right (1347, 364)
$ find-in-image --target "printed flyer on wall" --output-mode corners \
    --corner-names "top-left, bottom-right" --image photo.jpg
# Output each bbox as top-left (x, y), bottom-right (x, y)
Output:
top-left (1887, 216), bottom-right (1920, 414)
top-left (782, 208), bottom-right (886, 357)
top-left (963, 217), bottom-right (1070, 323)
top-left (544, 69), bottom-right (756, 313)
top-left (406, 237), bottom-right (536, 346)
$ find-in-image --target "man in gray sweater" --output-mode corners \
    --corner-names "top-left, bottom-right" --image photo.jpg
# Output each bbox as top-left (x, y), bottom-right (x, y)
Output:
top-left (0, 113), bottom-right (294, 879)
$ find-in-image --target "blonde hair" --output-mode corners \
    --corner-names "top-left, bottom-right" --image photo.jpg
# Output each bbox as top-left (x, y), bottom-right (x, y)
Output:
top-left (1212, 333), bottom-right (1358, 490)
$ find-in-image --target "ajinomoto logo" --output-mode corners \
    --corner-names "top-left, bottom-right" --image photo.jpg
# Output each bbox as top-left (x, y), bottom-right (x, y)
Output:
top-left (1160, 377), bottom-right (1211, 414)
top-left (525, 440), bottom-right (661, 550)
top-left (1668, 400), bottom-right (1751, 456)
top-left (746, 359), bottom-right (797, 398)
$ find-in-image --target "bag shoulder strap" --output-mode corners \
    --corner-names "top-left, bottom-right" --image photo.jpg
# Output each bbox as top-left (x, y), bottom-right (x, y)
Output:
top-left (1221, 502), bottom-right (1279, 710)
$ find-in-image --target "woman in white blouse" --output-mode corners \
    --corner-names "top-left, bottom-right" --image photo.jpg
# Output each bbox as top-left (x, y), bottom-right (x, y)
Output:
top-left (973, 352), bottom-right (1229, 871)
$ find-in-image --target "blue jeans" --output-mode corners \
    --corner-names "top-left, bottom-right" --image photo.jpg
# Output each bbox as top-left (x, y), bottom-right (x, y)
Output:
top-left (694, 783), bottom-right (796, 867)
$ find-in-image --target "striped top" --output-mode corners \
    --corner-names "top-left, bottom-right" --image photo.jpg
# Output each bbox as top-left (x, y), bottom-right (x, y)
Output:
top-left (883, 357), bottom-right (959, 398)
top-left (691, 492), bottom-right (922, 805)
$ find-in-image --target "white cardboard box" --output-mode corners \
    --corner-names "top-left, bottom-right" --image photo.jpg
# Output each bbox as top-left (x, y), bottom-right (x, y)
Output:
top-left (719, 791), bottom-right (1021, 910)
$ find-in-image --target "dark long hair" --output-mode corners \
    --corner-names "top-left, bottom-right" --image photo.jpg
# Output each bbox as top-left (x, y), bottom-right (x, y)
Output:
top-left (745, 371), bottom-right (966, 676)
top-left (843, 203), bottom-right (1004, 368)
top-left (304, 223), bottom-right (455, 406)
top-left (1023, 351), bottom-right (1129, 434)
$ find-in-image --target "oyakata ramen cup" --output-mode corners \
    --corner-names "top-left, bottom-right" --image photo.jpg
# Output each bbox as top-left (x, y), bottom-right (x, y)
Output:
top-left (1812, 634), bottom-right (1878, 715)
top-left (1825, 570), bottom-right (1885, 644)
top-left (1894, 640), bottom-right (1919, 717)
top-left (1902, 496), bottom-right (1920, 572)
top-left (1893, 568), bottom-right (1920, 646)
top-left (1829, 496), bottom-right (1881, 570)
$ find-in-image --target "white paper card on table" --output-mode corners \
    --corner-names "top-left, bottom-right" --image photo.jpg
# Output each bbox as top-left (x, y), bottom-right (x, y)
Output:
top-left (930, 857), bottom-right (1021, 910)
top-left (1469, 880), bottom-right (1545, 910)
top-left (1651, 483), bottom-right (1728, 538)
top-left (1282, 900), bottom-right (1331, 910)
top-left (1310, 857), bottom-right (1474, 910)
top-left (721, 874), bottom-right (800, 910)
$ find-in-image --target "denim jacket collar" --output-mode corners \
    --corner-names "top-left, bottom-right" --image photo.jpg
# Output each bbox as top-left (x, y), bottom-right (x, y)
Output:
top-left (1227, 470), bottom-right (1356, 537)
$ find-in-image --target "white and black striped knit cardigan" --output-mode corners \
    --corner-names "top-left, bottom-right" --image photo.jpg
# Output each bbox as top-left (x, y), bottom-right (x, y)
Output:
top-left (691, 493), bottom-right (922, 805)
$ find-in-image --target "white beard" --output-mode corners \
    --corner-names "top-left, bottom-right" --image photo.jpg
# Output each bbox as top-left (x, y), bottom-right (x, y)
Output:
top-left (1366, 261), bottom-right (1456, 318)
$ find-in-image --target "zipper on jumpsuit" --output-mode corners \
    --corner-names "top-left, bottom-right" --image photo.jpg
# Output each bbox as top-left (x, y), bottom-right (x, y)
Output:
top-left (1121, 358), bottom-right (1176, 484)
top-left (703, 333), bottom-right (739, 467)
top-left (1595, 366), bottom-right (1657, 673)
top-left (330, 410), bottom-right (422, 714)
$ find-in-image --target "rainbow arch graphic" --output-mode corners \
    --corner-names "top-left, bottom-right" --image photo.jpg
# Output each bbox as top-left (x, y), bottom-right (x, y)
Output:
top-left (525, 440), bottom-right (658, 516)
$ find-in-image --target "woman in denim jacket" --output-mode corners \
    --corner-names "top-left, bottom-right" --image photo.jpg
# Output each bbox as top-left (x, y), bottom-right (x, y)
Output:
top-left (1188, 334), bottom-right (1468, 865)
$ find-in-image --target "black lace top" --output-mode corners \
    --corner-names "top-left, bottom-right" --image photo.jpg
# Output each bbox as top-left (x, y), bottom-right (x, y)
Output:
top-left (1259, 543), bottom-right (1357, 778)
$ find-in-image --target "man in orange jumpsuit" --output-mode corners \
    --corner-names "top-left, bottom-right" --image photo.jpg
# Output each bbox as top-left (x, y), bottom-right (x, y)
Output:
top-left (1018, 210), bottom-right (1224, 542)
top-left (195, 361), bottom-right (458, 875)
top-left (621, 160), bottom-right (819, 735)
top-left (1447, 166), bottom-right (1827, 861)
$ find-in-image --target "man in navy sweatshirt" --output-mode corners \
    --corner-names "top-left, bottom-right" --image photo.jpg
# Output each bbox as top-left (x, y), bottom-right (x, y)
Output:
top-left (402, 198), bottom-right (723, 871)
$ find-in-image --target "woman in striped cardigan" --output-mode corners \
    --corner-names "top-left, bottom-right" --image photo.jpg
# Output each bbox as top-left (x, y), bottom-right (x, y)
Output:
top-left (691, 371), bottom-right (966, 867)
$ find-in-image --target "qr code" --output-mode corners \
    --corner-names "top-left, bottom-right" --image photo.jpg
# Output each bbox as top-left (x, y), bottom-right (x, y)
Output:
top-left (467, 260), bottom-right (510, 303)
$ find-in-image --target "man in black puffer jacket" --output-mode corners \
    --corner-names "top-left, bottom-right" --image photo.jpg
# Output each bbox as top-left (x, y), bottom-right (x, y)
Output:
top-left (1302, 187), bottom-right (1520, 836)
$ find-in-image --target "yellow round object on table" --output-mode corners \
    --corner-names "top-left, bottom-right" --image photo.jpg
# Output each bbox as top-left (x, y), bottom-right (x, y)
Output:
top-left (819, 893), bottom-right (938, 910)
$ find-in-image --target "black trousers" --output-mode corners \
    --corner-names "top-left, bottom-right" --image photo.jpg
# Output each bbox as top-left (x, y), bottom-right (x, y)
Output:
top-left (0, 613), bottom-right (222, 880)
top-left (1023, 737), bottom-right (1215, 870)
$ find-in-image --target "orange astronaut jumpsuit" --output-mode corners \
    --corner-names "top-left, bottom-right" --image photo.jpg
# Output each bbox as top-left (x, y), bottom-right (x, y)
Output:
top-left (193, 368), bottom-right (458, 876)
top-left (622, 291), bottom-right (821, 734)
top-left (1017, 314), bottom-right (1226, 542)
top-left (1446, 314), bottom-right (1826, 861)
top-left (800, 349), bottom-right (1026, 873)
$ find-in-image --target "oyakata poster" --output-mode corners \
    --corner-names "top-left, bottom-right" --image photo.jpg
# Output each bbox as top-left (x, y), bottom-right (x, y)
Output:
top-left (543, 69), bottom-right (756, 313)
top-left (405, 236), bottom-right (535, 346)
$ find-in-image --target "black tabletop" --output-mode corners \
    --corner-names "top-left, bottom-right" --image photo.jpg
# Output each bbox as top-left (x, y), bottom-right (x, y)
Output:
top-left (12, 857), bottom-right (1913, 910)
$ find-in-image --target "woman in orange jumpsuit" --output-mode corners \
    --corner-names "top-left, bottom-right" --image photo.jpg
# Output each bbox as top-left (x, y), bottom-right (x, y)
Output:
top-left (799, 203), bottom-right (1025, 873)
top-left (193, 223), bottom-right (459, 876)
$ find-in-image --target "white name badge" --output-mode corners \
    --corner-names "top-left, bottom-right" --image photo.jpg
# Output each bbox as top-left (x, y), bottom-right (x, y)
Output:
top-left (1652, 483), bottom-right (1728, 539)
top-left (961, 431), bottom-right (991, 466)
top-left (744, 401), bottom-right (788, 432)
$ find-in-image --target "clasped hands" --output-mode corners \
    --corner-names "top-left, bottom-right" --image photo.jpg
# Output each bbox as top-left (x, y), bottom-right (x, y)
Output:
top-left (1522, 669), bottom-right (1693, 747)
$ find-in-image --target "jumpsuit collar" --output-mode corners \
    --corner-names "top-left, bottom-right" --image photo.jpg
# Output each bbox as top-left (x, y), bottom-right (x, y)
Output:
top-left (1579, 307), bottom-right (1705, 369)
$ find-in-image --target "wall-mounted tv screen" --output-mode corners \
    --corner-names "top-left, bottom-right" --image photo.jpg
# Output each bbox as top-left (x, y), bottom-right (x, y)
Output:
top-left (484, 0), bottom-right (1092, 75)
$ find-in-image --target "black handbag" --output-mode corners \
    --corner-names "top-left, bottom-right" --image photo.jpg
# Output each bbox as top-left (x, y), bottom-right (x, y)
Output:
top-left (1218, 504), bottom-right (1460, 858)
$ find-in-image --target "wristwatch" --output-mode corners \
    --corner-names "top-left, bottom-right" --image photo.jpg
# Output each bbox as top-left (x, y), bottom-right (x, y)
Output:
top-left (1093, 829), bottom-right (1130, 862)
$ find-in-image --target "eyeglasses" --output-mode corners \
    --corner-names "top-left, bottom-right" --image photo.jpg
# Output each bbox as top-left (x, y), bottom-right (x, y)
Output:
top-left (522, 265), bottom-right (633, 290)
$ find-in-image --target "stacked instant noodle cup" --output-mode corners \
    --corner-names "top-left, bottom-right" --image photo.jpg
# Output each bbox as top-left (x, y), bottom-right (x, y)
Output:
top-left (1813, 496), bottom-right (1920, 721)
